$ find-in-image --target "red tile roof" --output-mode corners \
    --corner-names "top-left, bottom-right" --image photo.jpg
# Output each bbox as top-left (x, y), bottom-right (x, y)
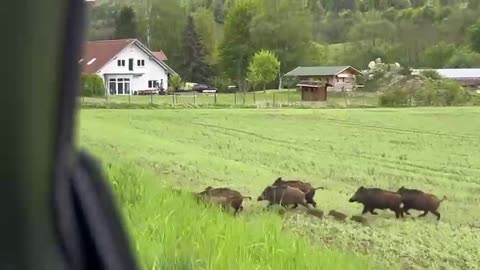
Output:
top-left (80, 39), bottom-right (135, 74)
top-left (153, 51), bottom-right (168, 61)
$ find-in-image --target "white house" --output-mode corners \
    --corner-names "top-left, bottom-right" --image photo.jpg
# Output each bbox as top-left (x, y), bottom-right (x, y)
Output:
top-left (80, 39), bottom-right (177, 95)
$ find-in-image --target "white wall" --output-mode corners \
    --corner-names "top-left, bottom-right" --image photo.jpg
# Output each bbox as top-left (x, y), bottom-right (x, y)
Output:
top-left (97, 43), bottom-right (169, 94)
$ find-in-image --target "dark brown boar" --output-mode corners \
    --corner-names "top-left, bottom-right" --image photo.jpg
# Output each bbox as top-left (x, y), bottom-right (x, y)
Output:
top-left (348, 186), bottom-right (404, 218)
top-left (397, 186), bottom-right (447, 220)
top-left (257, 185), bottom-right (310, 209)
top-left (272, 177), bottom-right (326, 208)
top-left (328, 210), bottom-right (348, 221)
top-left (196, 186), bottom-right (252, 214)
top-left (350, 215), bottom-right (368, 225)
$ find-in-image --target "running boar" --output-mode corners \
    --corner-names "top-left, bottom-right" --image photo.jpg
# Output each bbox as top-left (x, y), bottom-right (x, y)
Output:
top-left (328, 210), bottom-right (348, 221)
top-left (272, 177), bottom-right (326, 208)
top-left (397, 186), bottom-right (447, 220)
top-left (197, 186), bottom-right (252, 214)
top-left (257, 185), bottom-right (310, 209)
top-left (348, 186), bottom-right (404, 218)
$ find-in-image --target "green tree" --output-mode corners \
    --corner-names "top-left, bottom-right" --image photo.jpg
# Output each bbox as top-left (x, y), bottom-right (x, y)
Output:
top-left (181, 16), bottom-right (214, 84)
top-left (469, 19), bottom-right (480, 53)
top-left (250, 0), bottom-right (313, 75)
top-left (213, 0), bottom-right (225, 24)
top-left (446, 49), bottom-right (480, 68)
top-left (219, 0), bottom-right (258, 91)
top-left (169, 74), bottom-right (183, 92)
top-left (193, 7), bottom-right (217, 65)
top-left (247, 50), bottom-right (281, 92)
top-left (138, 0), bottom-right (187, 71)
top-left (81, 74), bottom-right (106, 97)
top-left (114, 6), bottom-right (137, 39)
top-left (421, 43), bottom-right (455, 68)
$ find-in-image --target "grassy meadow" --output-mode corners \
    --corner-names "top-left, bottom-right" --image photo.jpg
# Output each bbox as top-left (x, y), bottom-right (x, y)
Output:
top-left (79, 107), bottom-right (480, 270)
top-left (80, 90), bottom-right (379, 108)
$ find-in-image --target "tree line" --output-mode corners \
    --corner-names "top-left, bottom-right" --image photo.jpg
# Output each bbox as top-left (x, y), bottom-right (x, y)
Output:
top-left (88, 0), bottom-right (480, 91)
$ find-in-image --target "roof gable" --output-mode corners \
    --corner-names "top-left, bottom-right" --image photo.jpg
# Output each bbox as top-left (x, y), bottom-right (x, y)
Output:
top-left (80, 39), bottom-right (176, 75)
top-left (80, 39), bottom-right (135, 74)
top-left (284, 66), bottom-right (360, 77)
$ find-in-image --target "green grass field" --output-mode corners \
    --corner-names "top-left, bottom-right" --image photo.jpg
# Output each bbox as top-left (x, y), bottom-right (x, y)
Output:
top-left (80, 90), bottom-right (379, 108)
top-left (79, 107), bottom-right (480, 270)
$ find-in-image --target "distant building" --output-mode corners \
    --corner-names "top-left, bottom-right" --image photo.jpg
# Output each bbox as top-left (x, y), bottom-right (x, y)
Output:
top-left (284, 66), bottom-right (361, 101)
top-left (412, 68), bottom-right (480, 89)
top-left (80, 39), bottom-right (176, 95)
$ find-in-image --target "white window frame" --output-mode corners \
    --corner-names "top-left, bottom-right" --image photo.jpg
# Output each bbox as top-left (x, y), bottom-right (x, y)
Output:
top-left (108, 77), bottom-right (131, 95)
top-left (148, 80), bottom-right (159, 88)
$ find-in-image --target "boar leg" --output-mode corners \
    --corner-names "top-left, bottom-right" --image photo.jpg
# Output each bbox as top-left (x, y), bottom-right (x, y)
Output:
top-left (431, 210), bottom-right (441, 220)
top-left (291, 203), bottom-right (299, 209)
top-left (418, 211), bottom-right (429, 218)
top-left (361, 206), bottom-right (369, 215)
top-left (403, 207), bottom-right (411, 215)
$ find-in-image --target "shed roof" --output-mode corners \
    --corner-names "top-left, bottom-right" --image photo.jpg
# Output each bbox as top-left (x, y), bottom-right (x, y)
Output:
top-left (284, 66), bottom-right (361, 77)
top-left (413, 68), bottom-right (480, 79)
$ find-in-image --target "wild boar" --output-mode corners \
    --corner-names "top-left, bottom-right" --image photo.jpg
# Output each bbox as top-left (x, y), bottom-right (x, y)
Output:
top-left (328, 210), bottom-right (348, 221)
top-left (348, 186), bottom-right (404, 218)
top-left (196, 186), bottom-right (252, 214)
top-left (272, 177), bottom-right (326, 208)
top-left (397, 186), bottom-right (447, 220)
top-left (257, 185), bottom-right (310, 209)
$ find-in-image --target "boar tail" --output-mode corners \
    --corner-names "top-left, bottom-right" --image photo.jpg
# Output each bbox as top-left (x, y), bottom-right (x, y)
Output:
top-left (243, 196), bottom-right (252, 200)
top-left (439, 195), bottom-right (447, 203)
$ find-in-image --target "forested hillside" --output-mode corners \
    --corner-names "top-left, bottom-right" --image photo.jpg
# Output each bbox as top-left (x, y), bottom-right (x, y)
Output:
top-left (87, 0), bottom-right (480, 87)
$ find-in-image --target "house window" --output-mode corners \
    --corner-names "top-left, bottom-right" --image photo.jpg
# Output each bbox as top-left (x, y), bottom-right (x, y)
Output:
top-left (117, 59), bottom-right (125, 67)
top-left (108, 77), bottom-right (130, 95)
top-left (128, 58), bottom-right (134, 71)
top-left (148, 80), bottom-right (159, 88)
top-left (137, 59), bottom-right (145, 67)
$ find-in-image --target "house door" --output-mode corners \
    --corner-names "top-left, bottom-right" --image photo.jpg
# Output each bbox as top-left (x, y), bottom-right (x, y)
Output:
top-left (108, 77), bottom-right (131, 95)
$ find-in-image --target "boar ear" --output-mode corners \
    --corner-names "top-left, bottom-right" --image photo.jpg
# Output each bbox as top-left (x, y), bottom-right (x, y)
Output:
top-left (359, 186), bottom-right (365, 190)
top-left (205, 186), bottom-right (212, 191)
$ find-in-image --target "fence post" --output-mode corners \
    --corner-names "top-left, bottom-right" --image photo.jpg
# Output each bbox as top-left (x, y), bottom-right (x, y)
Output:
top-left (214, 93), bottom-right (217, 104)
top-left (243, 92), bottom-right (246, 105)
top-left (253, 92), bottom-right (256, 104)
top-left (194, 92), bottom-right (196, 105)
top-left (234, 92), bottom-right (237, 105)
top-left (273, 93), bottom-right (276, 107)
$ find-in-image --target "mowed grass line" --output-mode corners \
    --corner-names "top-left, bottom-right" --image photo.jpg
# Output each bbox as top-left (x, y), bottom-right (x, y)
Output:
top-left (79, 107), bottom-right (480, 269)
top-left (107, 161), bottom-right (377, 270)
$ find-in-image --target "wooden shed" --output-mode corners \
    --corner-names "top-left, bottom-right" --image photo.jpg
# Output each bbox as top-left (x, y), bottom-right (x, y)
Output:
top-left (297, 81), bottom-right (331, 101)
top-left (284, 66), bottom-right (361, 101)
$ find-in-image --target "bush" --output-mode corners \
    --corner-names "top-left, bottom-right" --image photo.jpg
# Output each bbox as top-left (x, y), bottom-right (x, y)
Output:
top-left (415, 80), bottom-right (470, 106)
top-left (81, 74), bottom-right (105, 97)
top-left (379, 88), bottom-right (409, 107)
top-left (420, 70), bottom-right (442, 80)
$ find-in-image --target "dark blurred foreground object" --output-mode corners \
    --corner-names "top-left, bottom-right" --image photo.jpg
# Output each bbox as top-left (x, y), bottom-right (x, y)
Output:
top-left (1, 0), bottom-right (139, 269)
